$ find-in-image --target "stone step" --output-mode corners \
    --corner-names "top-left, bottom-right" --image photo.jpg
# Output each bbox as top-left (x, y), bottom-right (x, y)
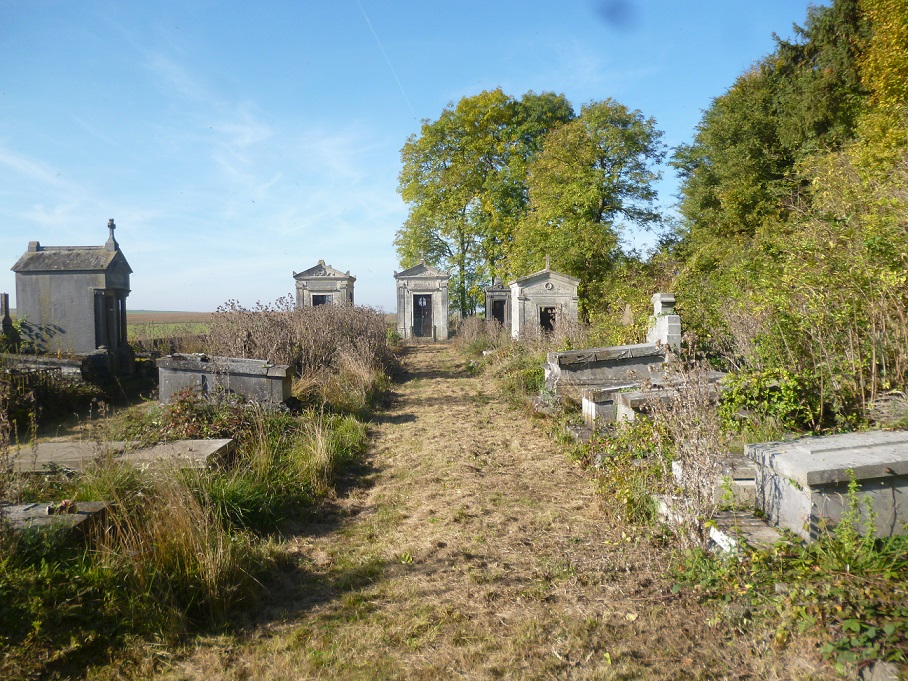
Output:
top-left (655, 495), bottom-right (783, 553)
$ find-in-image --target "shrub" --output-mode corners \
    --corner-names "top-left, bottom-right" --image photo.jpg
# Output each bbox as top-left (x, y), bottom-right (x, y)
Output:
top-left (590, 418), bottom-right (665, 525)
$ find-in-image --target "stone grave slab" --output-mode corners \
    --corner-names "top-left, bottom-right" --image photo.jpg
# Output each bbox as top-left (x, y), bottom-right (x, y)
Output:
top-left (544, 343), bottom-right (666, 396)
top-left (746, 431), bottom-right (908, 541)
top-left (1, 501), bottom-right (109, 535)
top-left (157, 354), bottom-right (291, 405)
top-left (10, 439), bottom-right (233, 474)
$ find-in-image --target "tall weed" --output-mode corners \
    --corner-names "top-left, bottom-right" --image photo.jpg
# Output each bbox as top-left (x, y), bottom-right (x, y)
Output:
top-left (650, 357), bottom-right (729, 548)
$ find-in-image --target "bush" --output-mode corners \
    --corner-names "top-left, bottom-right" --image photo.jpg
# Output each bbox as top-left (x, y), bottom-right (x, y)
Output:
top-left (589, 418), bottom-right (665, 525)
top-left (206, 299), bottom-right (395, 414)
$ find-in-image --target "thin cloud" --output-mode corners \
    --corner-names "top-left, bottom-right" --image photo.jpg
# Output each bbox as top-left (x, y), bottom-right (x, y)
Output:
top-left (0, 144), bottom-right (72, 190)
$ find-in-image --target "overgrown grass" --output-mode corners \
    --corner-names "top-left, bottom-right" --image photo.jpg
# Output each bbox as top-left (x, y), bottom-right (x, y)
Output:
top-left (1, 362), bottom-right (375, 679)
top-left (205, 299), bottom-right (395, 415)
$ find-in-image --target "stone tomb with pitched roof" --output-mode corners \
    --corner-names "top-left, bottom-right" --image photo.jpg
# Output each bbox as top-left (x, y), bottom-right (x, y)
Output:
top-left (484, 278), bottom-right (511, 328)
top-left (394, 260), bottom-right (450, 340)
top-left (10, 220), bottom-right (134, 374)
top-left (509, 263), bottom-right (580, 340)
top-left (293, 260), bottom-right (355, 307)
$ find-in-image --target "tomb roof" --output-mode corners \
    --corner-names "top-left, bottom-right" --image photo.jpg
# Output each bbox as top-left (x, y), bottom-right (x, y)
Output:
top-left (293, 259), bottom-right (354, 280)
top-left (11, 244), bottom-right (131, 274)
top-left (509, 267), bottom-right (580, 287)
top-left (394, 259), bottom-right (450, 280)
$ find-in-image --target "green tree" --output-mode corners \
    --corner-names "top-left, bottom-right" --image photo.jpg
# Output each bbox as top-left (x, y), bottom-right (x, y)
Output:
top-left (396, 89), bottom-right (573, 315)
top-left (670, 0), bottom-right (870, 345)
top-left (510, 99), bottom-right (664, 311)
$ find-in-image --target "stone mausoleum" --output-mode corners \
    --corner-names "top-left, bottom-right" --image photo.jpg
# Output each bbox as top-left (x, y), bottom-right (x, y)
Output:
top-left (484, 278), bottom-right (511, 328)
top-left (11, 219), bottom-right (134, 373)
top-left (293, 260), bottom-right (355, 307)
top-left (508, 262), bottom-right (579, 339)
top-left (394, 260), bottom-right (450, 340)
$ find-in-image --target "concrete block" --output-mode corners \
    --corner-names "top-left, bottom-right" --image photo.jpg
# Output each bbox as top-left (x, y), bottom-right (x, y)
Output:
top-left (581, 383), bottom-right (639, 427)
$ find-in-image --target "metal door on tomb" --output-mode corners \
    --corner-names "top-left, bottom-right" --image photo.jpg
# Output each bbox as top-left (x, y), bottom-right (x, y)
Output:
top-left (413, 294), bottom-right (433, 337)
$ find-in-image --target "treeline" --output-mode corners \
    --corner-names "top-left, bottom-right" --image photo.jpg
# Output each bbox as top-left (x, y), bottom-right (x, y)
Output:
top-left (396, 0), bottom-right (908, 429)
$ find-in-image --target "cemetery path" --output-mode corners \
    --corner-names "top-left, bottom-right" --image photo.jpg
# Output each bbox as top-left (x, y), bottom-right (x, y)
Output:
top-left (161, 343), bottom-right (824, 680)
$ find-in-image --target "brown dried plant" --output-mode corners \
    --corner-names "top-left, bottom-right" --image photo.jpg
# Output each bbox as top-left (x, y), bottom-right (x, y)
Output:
top-left (649, 356), bottom-right (728, 548)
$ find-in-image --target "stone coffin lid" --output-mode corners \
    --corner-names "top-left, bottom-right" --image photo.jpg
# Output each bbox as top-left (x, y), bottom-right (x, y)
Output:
top-left (11, 246), bottom-right (132, 274)
top-left (547, 343), bottom-right (665, 368)
top-left (746, 430), bottom-right (908, 487)
top-left (156, 353), bottom-right (290, 378)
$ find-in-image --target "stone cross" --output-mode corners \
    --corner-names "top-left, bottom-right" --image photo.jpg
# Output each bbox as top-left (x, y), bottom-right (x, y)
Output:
top-left (105, 218), bottom-right (118, 251)
top-left (545, 255), bottom-right (551, 270)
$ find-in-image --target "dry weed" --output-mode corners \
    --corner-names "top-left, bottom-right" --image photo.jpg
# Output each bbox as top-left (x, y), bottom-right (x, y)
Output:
top-left (650, 357), bottom-right (728, 548)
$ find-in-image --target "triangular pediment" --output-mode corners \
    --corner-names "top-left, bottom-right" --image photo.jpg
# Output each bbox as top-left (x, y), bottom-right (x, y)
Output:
top-left (294, 260), bottom-right (355, 280)
top-left (509, 268), bottom-right (580, 288)
top-left (394, 260), bottom-right (449, 280)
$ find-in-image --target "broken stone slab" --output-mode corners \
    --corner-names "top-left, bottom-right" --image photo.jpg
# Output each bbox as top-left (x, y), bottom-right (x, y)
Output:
top-left (746, 430), bottom-right (908, 541)
top-left (545, 343), bottom-right (666, 396)
top-left (9, 439), bottom-right (234, 474)
top-left (615, 388), bottom-right (676, 422)
top-left (656, 496), bottom-right (783, 553)
top-left (614, 373), bottom-right (725, 423)
top-left (157, 353), bottom-right (291, 405)
top-left (708, 510), bottom-right (785, 553)
top-left (1, 501), bottom-right (109, 535)
top-left (581, 382), bottom-right (641, 428)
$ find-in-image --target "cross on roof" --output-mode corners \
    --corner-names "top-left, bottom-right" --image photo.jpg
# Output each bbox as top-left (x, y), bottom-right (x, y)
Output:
top-left (105, 218), bottom-right (119, 251)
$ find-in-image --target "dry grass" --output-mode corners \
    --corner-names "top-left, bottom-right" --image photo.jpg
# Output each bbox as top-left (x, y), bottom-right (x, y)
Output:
top-left (98, 343), bottom-right (839, 680)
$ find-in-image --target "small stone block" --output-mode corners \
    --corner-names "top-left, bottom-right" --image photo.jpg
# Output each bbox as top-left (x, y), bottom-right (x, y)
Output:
top-left (1, 501), bottom-right (109, 535)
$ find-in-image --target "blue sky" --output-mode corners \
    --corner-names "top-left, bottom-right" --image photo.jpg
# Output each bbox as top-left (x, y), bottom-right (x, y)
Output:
top-left (1, 0), bottom-right (823, 312)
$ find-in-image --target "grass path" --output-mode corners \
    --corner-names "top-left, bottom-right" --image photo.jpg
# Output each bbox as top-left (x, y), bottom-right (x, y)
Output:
top-left (154, 343), bottom-right (826, 680)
